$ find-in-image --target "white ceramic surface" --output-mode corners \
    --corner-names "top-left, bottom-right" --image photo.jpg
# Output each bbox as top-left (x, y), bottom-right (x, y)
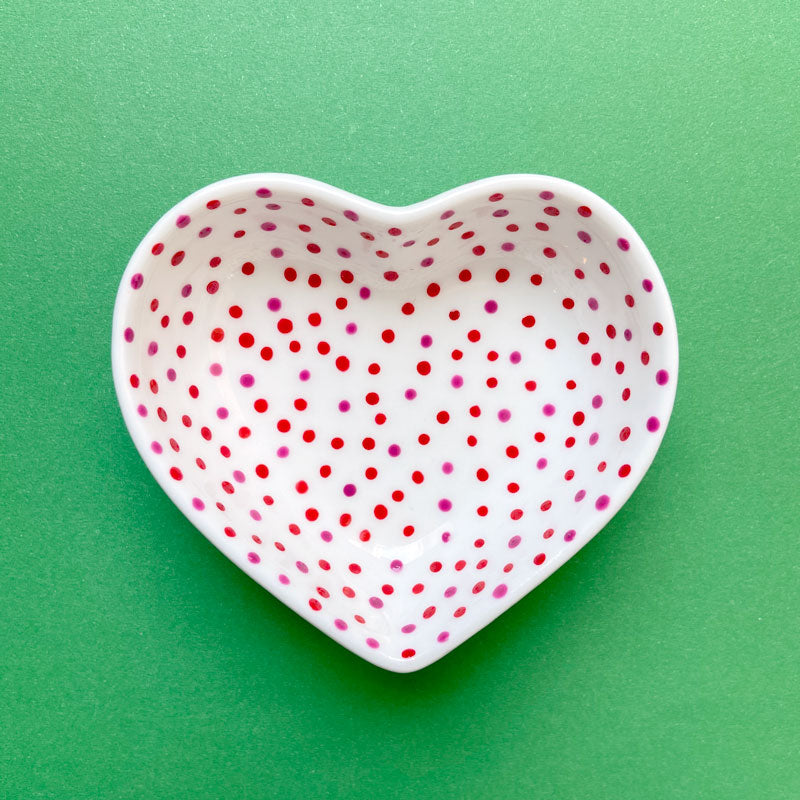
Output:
top-left (112, 173), bottom-right (678, 672)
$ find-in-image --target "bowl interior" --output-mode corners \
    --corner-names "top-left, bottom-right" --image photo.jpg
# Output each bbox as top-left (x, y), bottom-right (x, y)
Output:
top-left (113, 174), bottom-right (677, 670)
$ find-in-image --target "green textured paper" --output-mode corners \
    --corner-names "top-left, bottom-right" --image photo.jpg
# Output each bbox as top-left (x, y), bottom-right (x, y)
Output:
top-left (2, 1), bottom-right (798, 798)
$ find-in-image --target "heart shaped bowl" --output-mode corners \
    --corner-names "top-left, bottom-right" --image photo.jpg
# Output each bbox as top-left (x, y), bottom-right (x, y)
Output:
top-left (112, 174), bottom-right (678, 672)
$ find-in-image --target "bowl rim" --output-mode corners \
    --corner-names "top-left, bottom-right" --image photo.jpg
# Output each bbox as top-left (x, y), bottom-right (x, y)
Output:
top-left (111, 172), bottom-right (679, 672)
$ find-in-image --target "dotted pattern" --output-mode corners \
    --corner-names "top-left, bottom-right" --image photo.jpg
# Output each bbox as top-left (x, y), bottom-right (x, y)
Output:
top-left (115, 177), bottom-right (677, 669)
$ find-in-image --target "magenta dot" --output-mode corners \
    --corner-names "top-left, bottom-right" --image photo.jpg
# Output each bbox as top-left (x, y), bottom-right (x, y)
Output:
top-left (536, 458), bottom-right (548, 470)
top-left (250, 510), bottom-right (262, 521)
top-left (277, 446), bottom-right (289, 458)
top-left (577, 230), bottom-right (591, 243)
top-left (437, 631), bottom-right (450, 643)
top-left (510, 351), bottom-right (521, 364)
top-left (369, 596), bottom-right (383, 609)
top-left (130, 273), bottom-right (143, 289)
top-left (388, 444), bottom-right (401, 457)
top-left (508, 535), bottom-right (521, 548)
top-left (210, 363), bottom-right (222, 376)
top-left (337, 247), bottom-right (351, 258)
top-left (256, 187), bottom-right (272, 198)
top-left (150, 440), bottom-right (161, 453)
top-left (343, 209), bottom-right (359, 221)
top-left (338, 400), bottom-right (350, 412)
top-left (451, 375), bottom-right (463, 388)
top-left (617, 237), bottom-right (631, 251)
top-left (492, 583), bottom-right (508, 599)
top-left (624, 329), bottom-right (633, 341)
top-left (575, 489), bottom-right (586, 502)
top-left (485, 299), bottom-right (498, 313)
top-left (655, 369), bottom-right (669, 385)
top-left (199, 226), bottom-right (212, 238)
top-left (498, 409), bottom-right (511, 422)
top-left (267, 297), bottom-right (281, 311)
top-left (420, 257), bottom-right (434, 267)
top-left (588, 297), bottom-right (599, 310)
top-left (299, 370), bottom-right (310, 381)
top-left (176, 214), bottom-right (190, 228)
top-left (124, 327), bottom-right (134, 342)
top-left (147, 341), bottom-right (158, 356)
top-left (166, 368), bottom-right (176, 381)
top-left (181, 284), bottom-right (192, 297)
top-left (564, 529), bottom-right (576, 542)
top-left (233, 470), bottom-right (245, 483)
top-left (539, 190), bottom-right (554, 200)
top-left (493, 209), bottom-right (509, 217)
top-left (192, 497), bottom-right (205, 510)
top-left (390, 559), bottom-right (403, 571)
top-left (441, 531), bottom-right (451, 543)
top-left (647, 416), bottom-right (661, 432)
top-left (444, 586), bottom-right (457, 598)
top-left (346, 322), bottom-right (357, 335)
top-left (589, 432), bottom-right (599, 445)
top-left (216, 406), bottom-right (228, 419)
top-left (501, 242), bottom-right (515, 252)
top-left (359, 287), bottom-right (371, 299)
top-left (320, 530), bottom-right (333, 542)
top-left (405, 388), bottom-right (417, 400)
top-left (442, 461), bottom-right (454, 474)
top-left (438, 498), bottom-right (452, 512)
top-left (240, 373), bottom-right (254, 388)
top-left (247, 552), bottom-right (261, 564)
top-left (270, 247), bottom-right (283, 258)
top-left (279, 574), bottom-right (290, 585)
top-left (421, 334), bottom-right (433, 348)
top-left (296, 561), bottom-right (308, 573)
top-left (401, 624), bottom-right (416, 634)
top-left (543, 403), bottom-right (556, 416)
top-left (403, 240), bottom-right (415, 247)
top-left (592, 394), bottom-right (603, 408)
top-left (261, 221), bottom-right (276, 231)
top-left (343, 483), bottom-right (356, 497)
top-left (334, 619), bottom-right (348, 631)
top-left (642, 279), bottom-right (654, 292)
top-left (595, 494), bottom-right (610, 510)
top-left (440, 209), bottom-right (454, 220)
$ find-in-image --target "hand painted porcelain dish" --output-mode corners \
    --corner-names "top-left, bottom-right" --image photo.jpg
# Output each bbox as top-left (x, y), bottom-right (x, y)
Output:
top-left (112, 173), bottom-right (678, 672)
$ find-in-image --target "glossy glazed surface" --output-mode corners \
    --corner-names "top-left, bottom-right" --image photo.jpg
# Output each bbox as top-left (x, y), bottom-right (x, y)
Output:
top-left (112, 174), bottom-right (678, 671)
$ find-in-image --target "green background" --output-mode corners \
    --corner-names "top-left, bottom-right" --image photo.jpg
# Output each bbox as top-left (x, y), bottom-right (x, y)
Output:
top-left (2, 1), bottom-right (798, 797)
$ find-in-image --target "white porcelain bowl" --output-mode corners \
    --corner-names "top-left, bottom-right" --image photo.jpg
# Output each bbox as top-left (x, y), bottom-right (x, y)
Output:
top-left (112, 174), bottom-right (678, 671)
